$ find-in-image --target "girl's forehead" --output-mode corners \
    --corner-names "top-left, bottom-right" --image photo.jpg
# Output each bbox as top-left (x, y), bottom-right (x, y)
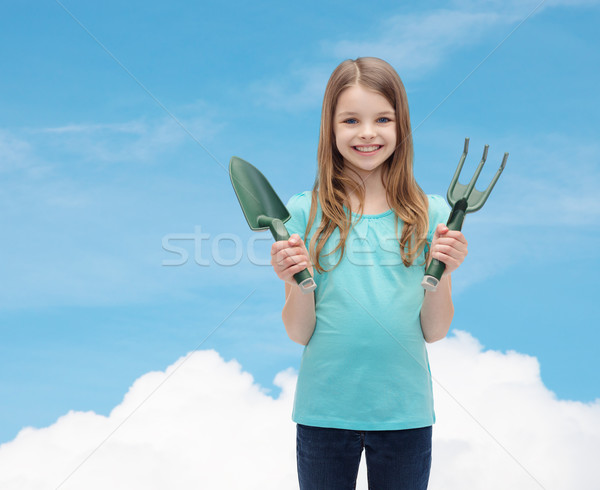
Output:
top-left (335, 85), bottom-right (394, 113)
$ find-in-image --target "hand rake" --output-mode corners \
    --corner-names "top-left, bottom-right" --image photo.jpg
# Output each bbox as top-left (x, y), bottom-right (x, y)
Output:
top-left (421, 138), bottom-right (508, 292)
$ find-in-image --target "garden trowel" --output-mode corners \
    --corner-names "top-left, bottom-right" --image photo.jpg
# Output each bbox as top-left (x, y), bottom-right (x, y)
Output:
top-left (229, 156), bottom-right (316, 294)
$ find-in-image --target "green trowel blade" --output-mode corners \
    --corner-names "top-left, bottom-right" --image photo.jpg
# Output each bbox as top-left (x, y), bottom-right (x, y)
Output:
top-left (229, 156), bottom-right (291, 231)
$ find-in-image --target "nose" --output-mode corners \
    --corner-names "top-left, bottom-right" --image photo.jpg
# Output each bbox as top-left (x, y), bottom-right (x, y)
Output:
top-left (359, 122), bottom-right (376, 140)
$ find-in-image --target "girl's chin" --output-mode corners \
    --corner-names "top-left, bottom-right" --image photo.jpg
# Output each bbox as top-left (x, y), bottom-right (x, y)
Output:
top-left (343, 160), bottom-right (385, 175)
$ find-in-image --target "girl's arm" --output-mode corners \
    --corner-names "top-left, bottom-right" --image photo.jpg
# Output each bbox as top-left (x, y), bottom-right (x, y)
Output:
top-left (420, 275), bottom-right (454, 343)
top-left (283, 282), bottom-right (316, 345)
top-left (272, 234), bottom-right (316, 345)
top-left (420, 224), bottom-right (468, 343)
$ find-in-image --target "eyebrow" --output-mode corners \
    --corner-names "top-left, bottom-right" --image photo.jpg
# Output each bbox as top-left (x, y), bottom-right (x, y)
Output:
top-left (336, 111), bottom-right (395, 117)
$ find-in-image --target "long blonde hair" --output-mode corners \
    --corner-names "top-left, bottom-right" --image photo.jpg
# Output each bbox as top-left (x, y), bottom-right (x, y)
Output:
top-left (305, 57), bottom-right (430, 272)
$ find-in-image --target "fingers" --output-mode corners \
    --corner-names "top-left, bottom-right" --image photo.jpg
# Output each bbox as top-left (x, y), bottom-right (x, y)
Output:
top-left (434, 224), bottom-right (467, 244)
top-left (431, 228), bottom-right (468, 274)
top-left (272, 248), bottom-right (307, 270)
top-left (434, 223), bottom-right (448, 237)
top-left (270, 234), bottom-right (312, 283)
top-left (433, 246), bottom-right (465, 266)
top-left (434, 236), bottom-right (468, 255)
top-left (271, 235), bottom-right (307, 263)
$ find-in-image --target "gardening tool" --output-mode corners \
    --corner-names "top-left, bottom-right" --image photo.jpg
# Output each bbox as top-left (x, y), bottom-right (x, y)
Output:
top-left (229, 156), bottom-right (317, 293)
top-left (421, 138), bottom-right (508, 292)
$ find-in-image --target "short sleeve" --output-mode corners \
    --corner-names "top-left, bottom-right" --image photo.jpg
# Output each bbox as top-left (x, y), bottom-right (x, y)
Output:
top-left (427, 194), bottom-right (451, 243)
top-left (285, 191), bottom-right (311, 241)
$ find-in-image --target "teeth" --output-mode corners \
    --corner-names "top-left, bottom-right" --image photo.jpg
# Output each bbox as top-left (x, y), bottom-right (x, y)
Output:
top-left (354, 146), bottom-right (381, 152)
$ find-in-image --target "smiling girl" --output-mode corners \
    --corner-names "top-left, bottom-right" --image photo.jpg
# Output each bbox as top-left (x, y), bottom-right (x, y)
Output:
top-left (270, 57), bottom-right (468, 489)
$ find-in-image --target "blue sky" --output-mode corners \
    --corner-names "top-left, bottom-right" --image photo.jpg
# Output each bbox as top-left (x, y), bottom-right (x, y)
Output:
top-left (1, 0), bottom-right (599, 447)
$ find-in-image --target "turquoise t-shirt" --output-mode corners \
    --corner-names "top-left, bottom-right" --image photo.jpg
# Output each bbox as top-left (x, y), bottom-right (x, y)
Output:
top-left (285, 191), bottom-right (451, 431)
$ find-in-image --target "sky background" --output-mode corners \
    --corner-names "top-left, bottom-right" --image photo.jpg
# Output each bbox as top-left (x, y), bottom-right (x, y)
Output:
top-left (0, 0), bottom-right (599, 488)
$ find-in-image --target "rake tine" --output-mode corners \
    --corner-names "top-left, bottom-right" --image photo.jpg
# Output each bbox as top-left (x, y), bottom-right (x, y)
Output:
top-left (467, 152), bottom-right (509, 212)
top-left (447, 137), bottom-right (470, 205)
top-left (463, 144), bottom-right (488, 201)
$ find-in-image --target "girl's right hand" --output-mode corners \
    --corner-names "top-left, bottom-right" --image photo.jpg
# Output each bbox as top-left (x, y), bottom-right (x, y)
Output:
top-left (270, 234), bottom-right (314, 285)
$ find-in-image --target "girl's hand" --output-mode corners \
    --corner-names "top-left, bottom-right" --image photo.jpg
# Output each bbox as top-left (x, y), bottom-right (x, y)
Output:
top-left (270, 234), bottom-right (314, 285)
top-left (429, 224), bottom-right (468, 276)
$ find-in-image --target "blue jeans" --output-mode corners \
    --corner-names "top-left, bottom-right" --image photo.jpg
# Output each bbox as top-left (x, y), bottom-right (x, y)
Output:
top-left (296, 424), bottom-right (432, 490)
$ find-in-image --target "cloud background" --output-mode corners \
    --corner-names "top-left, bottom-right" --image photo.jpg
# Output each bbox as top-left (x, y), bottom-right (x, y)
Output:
top-left (1, 0), bottom-right (598, 487)
top-left (1, 332), bottom-right (598, 489)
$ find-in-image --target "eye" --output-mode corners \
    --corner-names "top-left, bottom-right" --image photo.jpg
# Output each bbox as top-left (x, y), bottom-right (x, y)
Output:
top-left (377, 117), bottom-right (392, 123)
top-left (343, 118), bottom-right (358, 124)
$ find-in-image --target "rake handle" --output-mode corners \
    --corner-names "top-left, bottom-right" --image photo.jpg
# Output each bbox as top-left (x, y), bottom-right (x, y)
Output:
top-left (421, 199), bottom-right (467, 292)
top-left (265, 218), bottom-right (317, 294)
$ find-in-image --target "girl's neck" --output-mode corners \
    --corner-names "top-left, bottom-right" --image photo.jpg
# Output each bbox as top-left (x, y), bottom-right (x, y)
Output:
top-left (345, 165), bottom-right (390, 215)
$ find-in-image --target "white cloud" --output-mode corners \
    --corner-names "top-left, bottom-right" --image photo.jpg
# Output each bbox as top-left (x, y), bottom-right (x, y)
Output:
top-left (453, 0), bottom-right (600, 10)
top-left (459, 133), bottom-right (600, 229)
top-left (330, 10), bottom-right (503, 78)
top-left (0, 107), bottom-right (228, 309)
top-left (250, 3), bottom-right (535, 111)
top-left (0, 332), bottom-right (598, 489)
top-left (428, 330), bottom-right (600, 489)
top-left (0, 350), bottom-right (298, 490)
top-left (250, 63), bottom-right (331, 111)
top-left (38, 121), bottom-right (147, 135)
top-left (30, 114), bottom-right (219, 165)
top-left (331, 0), bottom-right (600, 77)
top-left (252, 0), bottom-right (598, 111)
top-left (0, 129), bottom-right (44, 175)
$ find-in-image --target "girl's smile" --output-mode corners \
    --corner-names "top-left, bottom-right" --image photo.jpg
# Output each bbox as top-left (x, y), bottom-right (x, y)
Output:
top-left (334, 84), bottom-right (397, 178)
top-left (353, 144), bottom-right (383, 154)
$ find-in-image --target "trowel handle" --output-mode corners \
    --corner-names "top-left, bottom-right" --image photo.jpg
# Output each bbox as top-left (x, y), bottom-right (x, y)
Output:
top-left (269, 218), bottom-right (317, 294)
top-left (421, 199), bottom-right (467, 292)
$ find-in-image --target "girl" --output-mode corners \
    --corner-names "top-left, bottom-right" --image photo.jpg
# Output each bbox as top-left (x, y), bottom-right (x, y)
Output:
top-left (270, 57), bottom-right (468, 489)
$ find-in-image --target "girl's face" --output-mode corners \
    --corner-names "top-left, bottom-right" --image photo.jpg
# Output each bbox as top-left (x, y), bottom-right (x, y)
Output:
top-left (334, 84), bottom-right (397, 180)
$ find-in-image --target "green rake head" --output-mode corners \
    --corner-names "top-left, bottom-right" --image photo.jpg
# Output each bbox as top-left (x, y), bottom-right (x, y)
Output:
top-left (421, 138), bottom-right (509, 292)
top-left (448, 138), bottom-right (509, 213)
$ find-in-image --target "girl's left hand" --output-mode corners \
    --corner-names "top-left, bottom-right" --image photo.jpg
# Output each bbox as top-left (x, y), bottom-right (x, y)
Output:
top-left (429, 224), bottom-right (468, 275)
